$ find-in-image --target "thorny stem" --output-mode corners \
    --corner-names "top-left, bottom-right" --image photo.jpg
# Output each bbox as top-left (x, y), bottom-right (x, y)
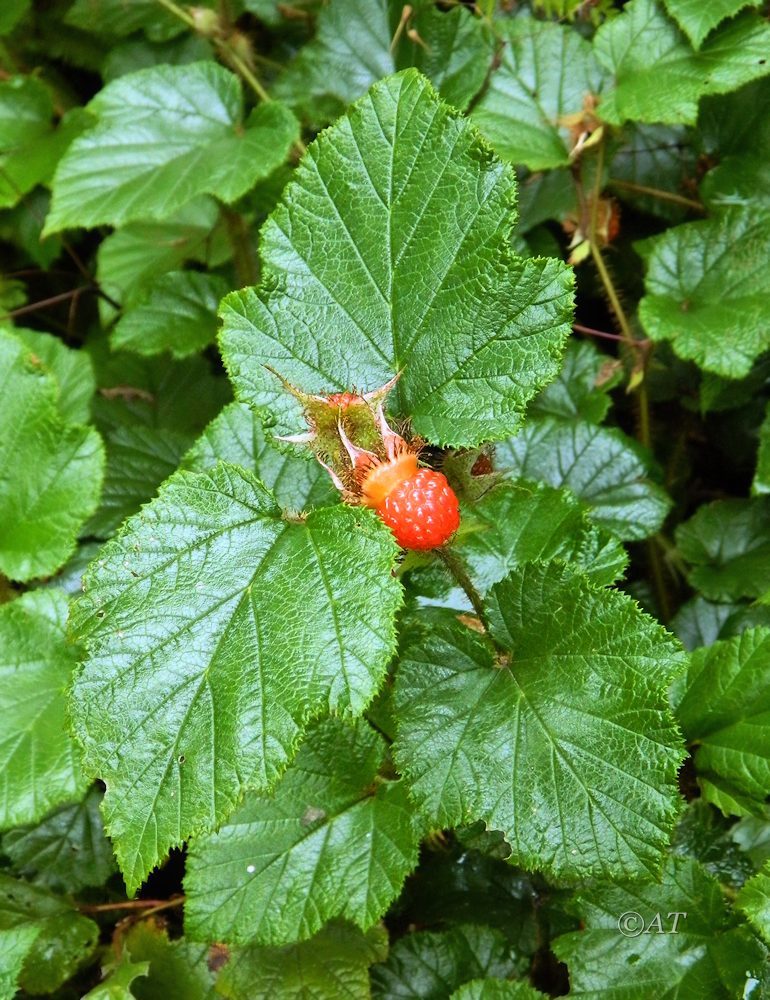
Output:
top-left (608, 178), bottom-right (705, 213)
top-left (155, 0), bottom-right (307, 156)
top-left (437, 547), bottom-right (487, 623)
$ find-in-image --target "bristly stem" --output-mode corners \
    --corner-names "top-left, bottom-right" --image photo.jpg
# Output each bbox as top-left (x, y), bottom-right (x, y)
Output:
top-left (437, 547), bottom-right (487, 623)
top-left (587, 138), bottom-right (653, 450)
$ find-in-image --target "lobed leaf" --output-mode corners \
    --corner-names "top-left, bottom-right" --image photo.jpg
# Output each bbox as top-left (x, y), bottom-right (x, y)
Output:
top-left (594, 0), bottom-right (770, 126)
top-left (497, 418), bottom-right (671, 541)
top-left (45, 62), bottom-right (298, 232)
top-left (69, 462), bottom-right (402, 893)
top-left (185, 717), bottom-right (422, 945)
top-left (553, 856), bottom-right (766, 998)
top-left (638, 207), bottom-right (770, 378)
top-left (394, 563), bottom-right (686, 881)
top-left (221, 70), bottom-right (573, 448)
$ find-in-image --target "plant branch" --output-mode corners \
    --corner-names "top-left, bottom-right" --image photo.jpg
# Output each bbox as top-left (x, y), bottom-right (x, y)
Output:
top-left (77, 895), bottom-right (184, 915)
top-left (608, 178), bottom-right (705, 213)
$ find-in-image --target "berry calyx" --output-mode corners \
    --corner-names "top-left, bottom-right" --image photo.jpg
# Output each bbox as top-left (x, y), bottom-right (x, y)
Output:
top-left (375, 467), bottom-right (460, 551)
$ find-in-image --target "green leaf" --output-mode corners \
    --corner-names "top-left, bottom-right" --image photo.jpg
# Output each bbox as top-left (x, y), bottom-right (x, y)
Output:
top-left (85, 423), bottom-right (193, 539)
top-left (701, 152), bottom-right (770, 210)
top-left (0, 590), bottom-right (87, 830)
top-left (181, 401), bottom-right (336, 512)
top-left (274, 0), bottom-right (394, 125)
top-left (70, 463), bottom-right (402, 893)
top-left (394, 563), bottom-right (686, 880)
top-left (45, 63), bottom-right (298, 232)
top-left (737, 864), bottom-right (770, 945)
top-left (672, 628), bottom-right (770, 816)
top-left (453, 481), bottom-right (627, 598)
top-left (112, 271), bottom-right (228, 359)
top-left (0, 0), bottom-right (29, 35)
top-left (472, 18), bottom-right (604, 170)
top-left (0, 872), bottom-right (99, 994)
top-left (216, 922), bottom-right (388, 1000)
top-left (671, 596), bottom-right (742, 651)
top-left (756, 402), bottom-right (770, 495)
top-left (528, 340), bottom-right (619, 423)
top-left (451, 983), bottom-right (545, 1000)
top-left (370, 924), bottom-right (521, 999)
top-left (96, 197), bottom-right (227, 308)
top-left (0, 329), bottom-right (104, 581)
top-left (0, 925), bottom-right (39, 1000)
top-left (496, 418), bottom-right (671, 541)
top-left (610, 124), bottom-right (698, 222)
top-left (86, 353), bottom-right (230, 538)
top-left (64, 0), bottom-right (182, 40)
top-left (676, 498), bottom-right (770, 601)
top-left (552, 856), bottom-right (766, 999)
top-left (11, 325), bottom-right (95, 423)
top-left (83, 957), bottom-right (150, 1000)
top-left (221, 70), bottom-right (573, 448)
top-left (638, 207), bottom-right (770, 378)
top-left (2, 786), bottom-right (116, 893)
top-left (661, 0), bottom-right (761, 48)
top-left (0, 77), bottom-right (86, 209)
top-left (102, 35), bottom-right (213, 83)
top-left (185, 717), bottom-right (421, 945)
top-left (122, 921), bottom-right (216, 1000)
top-left (594, 0), bottom-right (770, 126)
top-left (400, 5), bottom-right (492, 112)
top-left (672, 800), bottom-right (756, 889)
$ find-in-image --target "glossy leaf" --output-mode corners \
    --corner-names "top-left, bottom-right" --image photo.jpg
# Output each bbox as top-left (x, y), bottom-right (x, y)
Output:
top-left (394, 563), bottom-right (686, 880)
top-left (451, 983), bottom-right (545, 1000)
top-left (676, 498), bottom-right (770, 600)
top-left (497, 418), bottom-right (671, 540)
top-left (112, 271), bottom-right (228, 358)
top-left (2, 786), bottom-right (116, 893)
top-left (472, 18), bottom-right (605, 170)
top-left (70, 463), bottom-right (402, 893)
top-left (638, 207), bottom-right (770, 378)
top-left (553, 856), bottom-right (766, 999)
top-left (185, 718), bottom-right (422, 945)
top-left (46, 62), bottom-right (298, 232)
top-left (221, 70), bottom-right (573, 448)
top-left (673, 628), bottom-right (770, 815)
top-left (216, 922), bottom-right (387, 1000)
top-left (370, 924), bottom-right (521, 1000)
top-left (0, 872), bottom-right (99, 995)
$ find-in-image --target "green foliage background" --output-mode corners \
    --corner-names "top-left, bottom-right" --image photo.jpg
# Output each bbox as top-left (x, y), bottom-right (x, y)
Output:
top-left (2, 0), bottom-right (770, 997)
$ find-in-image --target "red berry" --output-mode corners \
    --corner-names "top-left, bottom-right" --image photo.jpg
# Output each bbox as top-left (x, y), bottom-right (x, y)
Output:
top-left (376, 467), bottom-right (460, 551)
